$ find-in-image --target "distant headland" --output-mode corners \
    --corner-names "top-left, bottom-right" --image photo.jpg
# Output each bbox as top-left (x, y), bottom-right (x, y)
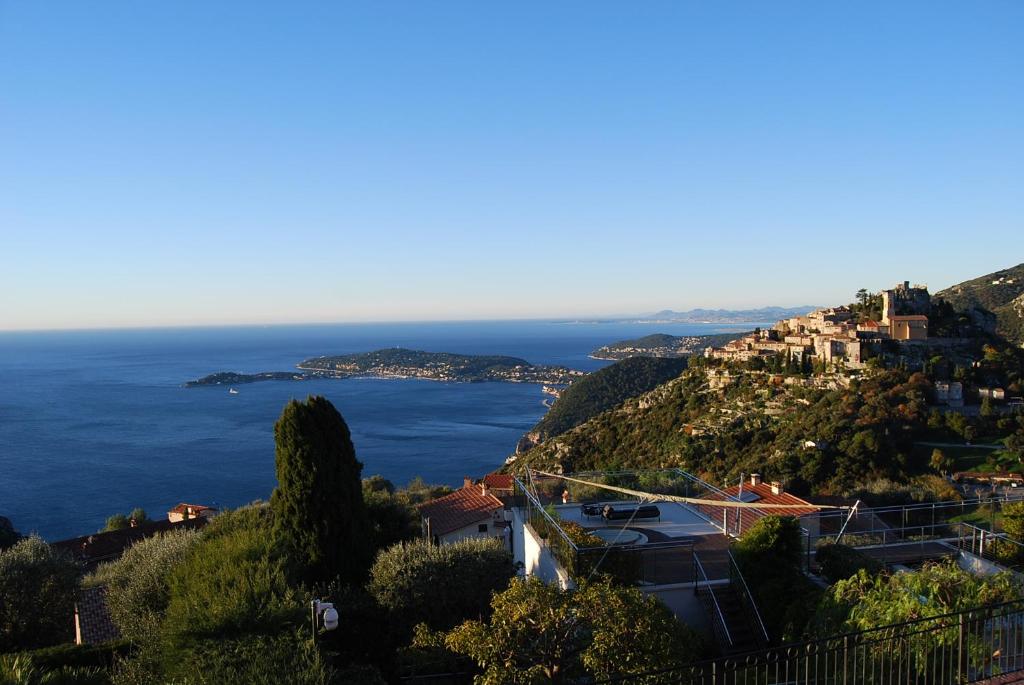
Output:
top-left (186, 348), bottom-right (584, 387)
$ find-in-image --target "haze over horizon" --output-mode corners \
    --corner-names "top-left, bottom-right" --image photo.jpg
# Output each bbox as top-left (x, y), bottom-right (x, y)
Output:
top-left (2, 2), bottom-right (1022, 331)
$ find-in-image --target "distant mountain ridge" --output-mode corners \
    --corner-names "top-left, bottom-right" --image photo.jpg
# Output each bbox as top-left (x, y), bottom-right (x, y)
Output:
top-left (639, 306), bottom-right (821, 323)
top-left (935, 263), bottom-right (1024, 344)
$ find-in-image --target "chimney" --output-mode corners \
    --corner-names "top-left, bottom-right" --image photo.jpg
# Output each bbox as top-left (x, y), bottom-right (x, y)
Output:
top-left (770, 481), bottom-right (783, 495)
top-left (749, 473), bottom-right (762, 487)
top-left (480, 482), bottom-right (490, 497)
top-left (464, 476), bottom-right (474, 490)
top-left (129, 518), bottom-right (138, 528)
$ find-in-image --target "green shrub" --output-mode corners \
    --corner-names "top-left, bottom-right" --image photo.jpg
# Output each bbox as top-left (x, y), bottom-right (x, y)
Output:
top-left (16, 642), bottom-right (132, 673)
top-left (160, 632), bottom-right (330, 685)
top-left (815, 543), bottom-right (883, 583)
top-left (314, 585), bottom-right (394, 676)
top-left (368, 538), bottom-right (515, 640)
top-left (362, 491), bottom-right (420, 554)
top-left (86, 529), bottom-right (201, 642)
top-left (0, 537), bottom-right (79, 651)
top-left (444, 576), bottom-right (703, 683)
top-left (735, 516), bottom-right (821, 641)
top-left (161, 522), bottom-right (300, 645)
top-left (0, 653), bottom-right (109, 684)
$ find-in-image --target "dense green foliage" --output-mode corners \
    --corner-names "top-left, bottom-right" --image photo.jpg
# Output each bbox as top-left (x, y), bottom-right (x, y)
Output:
top-left (107, 506), bottom-right (319, 684)
top-left (368, 539), bottom-right (515, 640)
top-left (734, 516), bottom-right (821, 641)
top-left (99, 509), bottom-right (149, 533)
top-left (14, 642), bottom-right (131, 674)
top-left (86, 528), bottom-right (201, 642)
top-left (156, 632), bottom-right (330, 685)
top-left (531, 356), bottom-right (687, 440)
top-left (360, 478), bottom-right (421, 552)
top-left (816, 561), bottom-right (1021, 634)
top-left (814, 543), bottom-right (883, 583)
top-left (1002, 500), bottom-right (1024, 542)
top-left (0, 654), bottom-right (108, 685)
top-left (271, 396), bottom-right (371, 587)
top-left (162, 513), bottom-right (299, 645)
top-left (441, 576), bottom-right (703, 683)
top-left (0, 538), bottom-right (79, 652)
top-left (521, 356), bottom-right (1024, 498)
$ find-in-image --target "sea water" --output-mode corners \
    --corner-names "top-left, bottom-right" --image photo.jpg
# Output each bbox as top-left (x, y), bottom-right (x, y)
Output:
top-left (0, 320), bottom-right (750, 539)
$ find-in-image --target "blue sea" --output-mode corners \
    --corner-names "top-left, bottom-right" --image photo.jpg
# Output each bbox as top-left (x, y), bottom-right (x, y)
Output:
top-left (0, 320), bottom-right (751, 540)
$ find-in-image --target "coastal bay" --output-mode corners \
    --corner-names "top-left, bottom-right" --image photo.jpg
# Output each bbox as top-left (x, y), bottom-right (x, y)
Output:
top-left (0, 320), bottom-right (746, 539)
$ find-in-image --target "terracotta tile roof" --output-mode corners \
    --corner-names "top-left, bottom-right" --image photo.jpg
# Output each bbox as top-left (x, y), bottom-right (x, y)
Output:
top-left (698, 483), bottom-right (818, 536)
top-left (418, 486), bottom-right (503, 537)
top-left (169, 503), bottom-right (216, 515)
top-left (75, 585), bottom-right (119, 644)
top-left (482, 473), bottom-right (514, 490)
top-left (52, 517), bottom-right (208, 571)
top-left (890, 315), bottom-right (929, 321)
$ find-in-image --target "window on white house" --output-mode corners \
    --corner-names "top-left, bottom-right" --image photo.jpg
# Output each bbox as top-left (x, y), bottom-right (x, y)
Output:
top-left (478, 523), bottom-right (488, 533)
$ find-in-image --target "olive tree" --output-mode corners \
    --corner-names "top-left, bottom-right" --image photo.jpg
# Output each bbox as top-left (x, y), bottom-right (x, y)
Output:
top-left (368, 538), bottom-right (515, 640)
top-left (0, 537), bottom-right (79, 651)
top-left (443, 576), bottom-right (702, 683)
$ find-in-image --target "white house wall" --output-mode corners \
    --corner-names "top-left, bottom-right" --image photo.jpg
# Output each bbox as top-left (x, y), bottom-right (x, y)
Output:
top-left (439, 520), bottom-right (504, 546)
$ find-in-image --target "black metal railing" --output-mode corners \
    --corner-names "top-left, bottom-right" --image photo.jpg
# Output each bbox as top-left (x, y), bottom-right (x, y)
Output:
top-left (727, 550), bottom-right (769, 648)
top-left (955, 523), bottom-right (1024, 573)
top-left (595, 598), bottom-right (1024, 684)
top-left (807, 492), bottom-right (1024, 539)
top-left (693, 552), bottom-right (733, 652)
top-left (804, 520), bottom-right (1024, 575)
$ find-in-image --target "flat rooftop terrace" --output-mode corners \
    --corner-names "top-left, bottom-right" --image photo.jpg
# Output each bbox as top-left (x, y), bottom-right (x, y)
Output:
top-left (552, 500), bottom-right (722, 540)
top-left (547, 500), bottom-right (730, 584)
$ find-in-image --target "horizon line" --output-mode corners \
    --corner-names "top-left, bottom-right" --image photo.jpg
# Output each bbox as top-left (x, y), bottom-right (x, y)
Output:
top-left (0, 307), bottom-right (822, 335)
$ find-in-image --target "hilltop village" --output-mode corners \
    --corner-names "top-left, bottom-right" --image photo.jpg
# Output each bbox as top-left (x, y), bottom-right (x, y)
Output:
top-left (706, 281), bottom-right (932, 369)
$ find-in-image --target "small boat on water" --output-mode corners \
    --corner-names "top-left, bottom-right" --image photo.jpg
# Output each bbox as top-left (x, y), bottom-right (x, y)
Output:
top-left (228, 388), bottom-right (239, 395)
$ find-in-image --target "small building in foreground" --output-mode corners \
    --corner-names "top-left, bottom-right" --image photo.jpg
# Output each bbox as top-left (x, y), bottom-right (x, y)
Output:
top-left (418, 481), bottom-right (507, 545)
top-left (167, 503), bottom-right (218, 523)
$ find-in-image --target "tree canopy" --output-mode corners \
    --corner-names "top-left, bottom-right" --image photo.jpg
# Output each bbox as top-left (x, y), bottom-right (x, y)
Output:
top-left (368, 538), bottom-right (515, 641)
top-left (442, 576), bottom-right (702, 683)
top-left (0, 537), bottom-right (79, 652)
top-left (271, 395), bottom-right (371, 587)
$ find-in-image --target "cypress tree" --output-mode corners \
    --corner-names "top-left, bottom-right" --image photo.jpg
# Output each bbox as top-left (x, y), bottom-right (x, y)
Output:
top-left (271, 395), bottom-right (370, 587)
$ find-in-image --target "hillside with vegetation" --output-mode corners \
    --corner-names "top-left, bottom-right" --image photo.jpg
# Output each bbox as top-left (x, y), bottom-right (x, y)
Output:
top-left (935, 263), bottom-right (1024, 343)
top-left (518, 356), bottom-right (688, 451)
top-left (515, 322), bottom-right (1024, 500)
top-left (591, 331), bottom-right (747, 360)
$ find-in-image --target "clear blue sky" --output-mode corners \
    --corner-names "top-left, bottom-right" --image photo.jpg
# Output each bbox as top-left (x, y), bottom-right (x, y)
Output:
top-left (1, 2), bottom-right (1022, 330)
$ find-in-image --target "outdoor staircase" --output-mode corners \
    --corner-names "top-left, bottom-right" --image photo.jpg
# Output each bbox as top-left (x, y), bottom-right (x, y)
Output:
top-left (694, 549), bottom-right (770, 657)
top-left (712, 585), bottom-right (763, 655)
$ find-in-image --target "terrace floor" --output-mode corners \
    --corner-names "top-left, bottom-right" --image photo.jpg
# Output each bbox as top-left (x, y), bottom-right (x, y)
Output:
top-left (552, 500), bottom-right (732, 583)
top-left (552, 500), bottom-right (723, 540)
